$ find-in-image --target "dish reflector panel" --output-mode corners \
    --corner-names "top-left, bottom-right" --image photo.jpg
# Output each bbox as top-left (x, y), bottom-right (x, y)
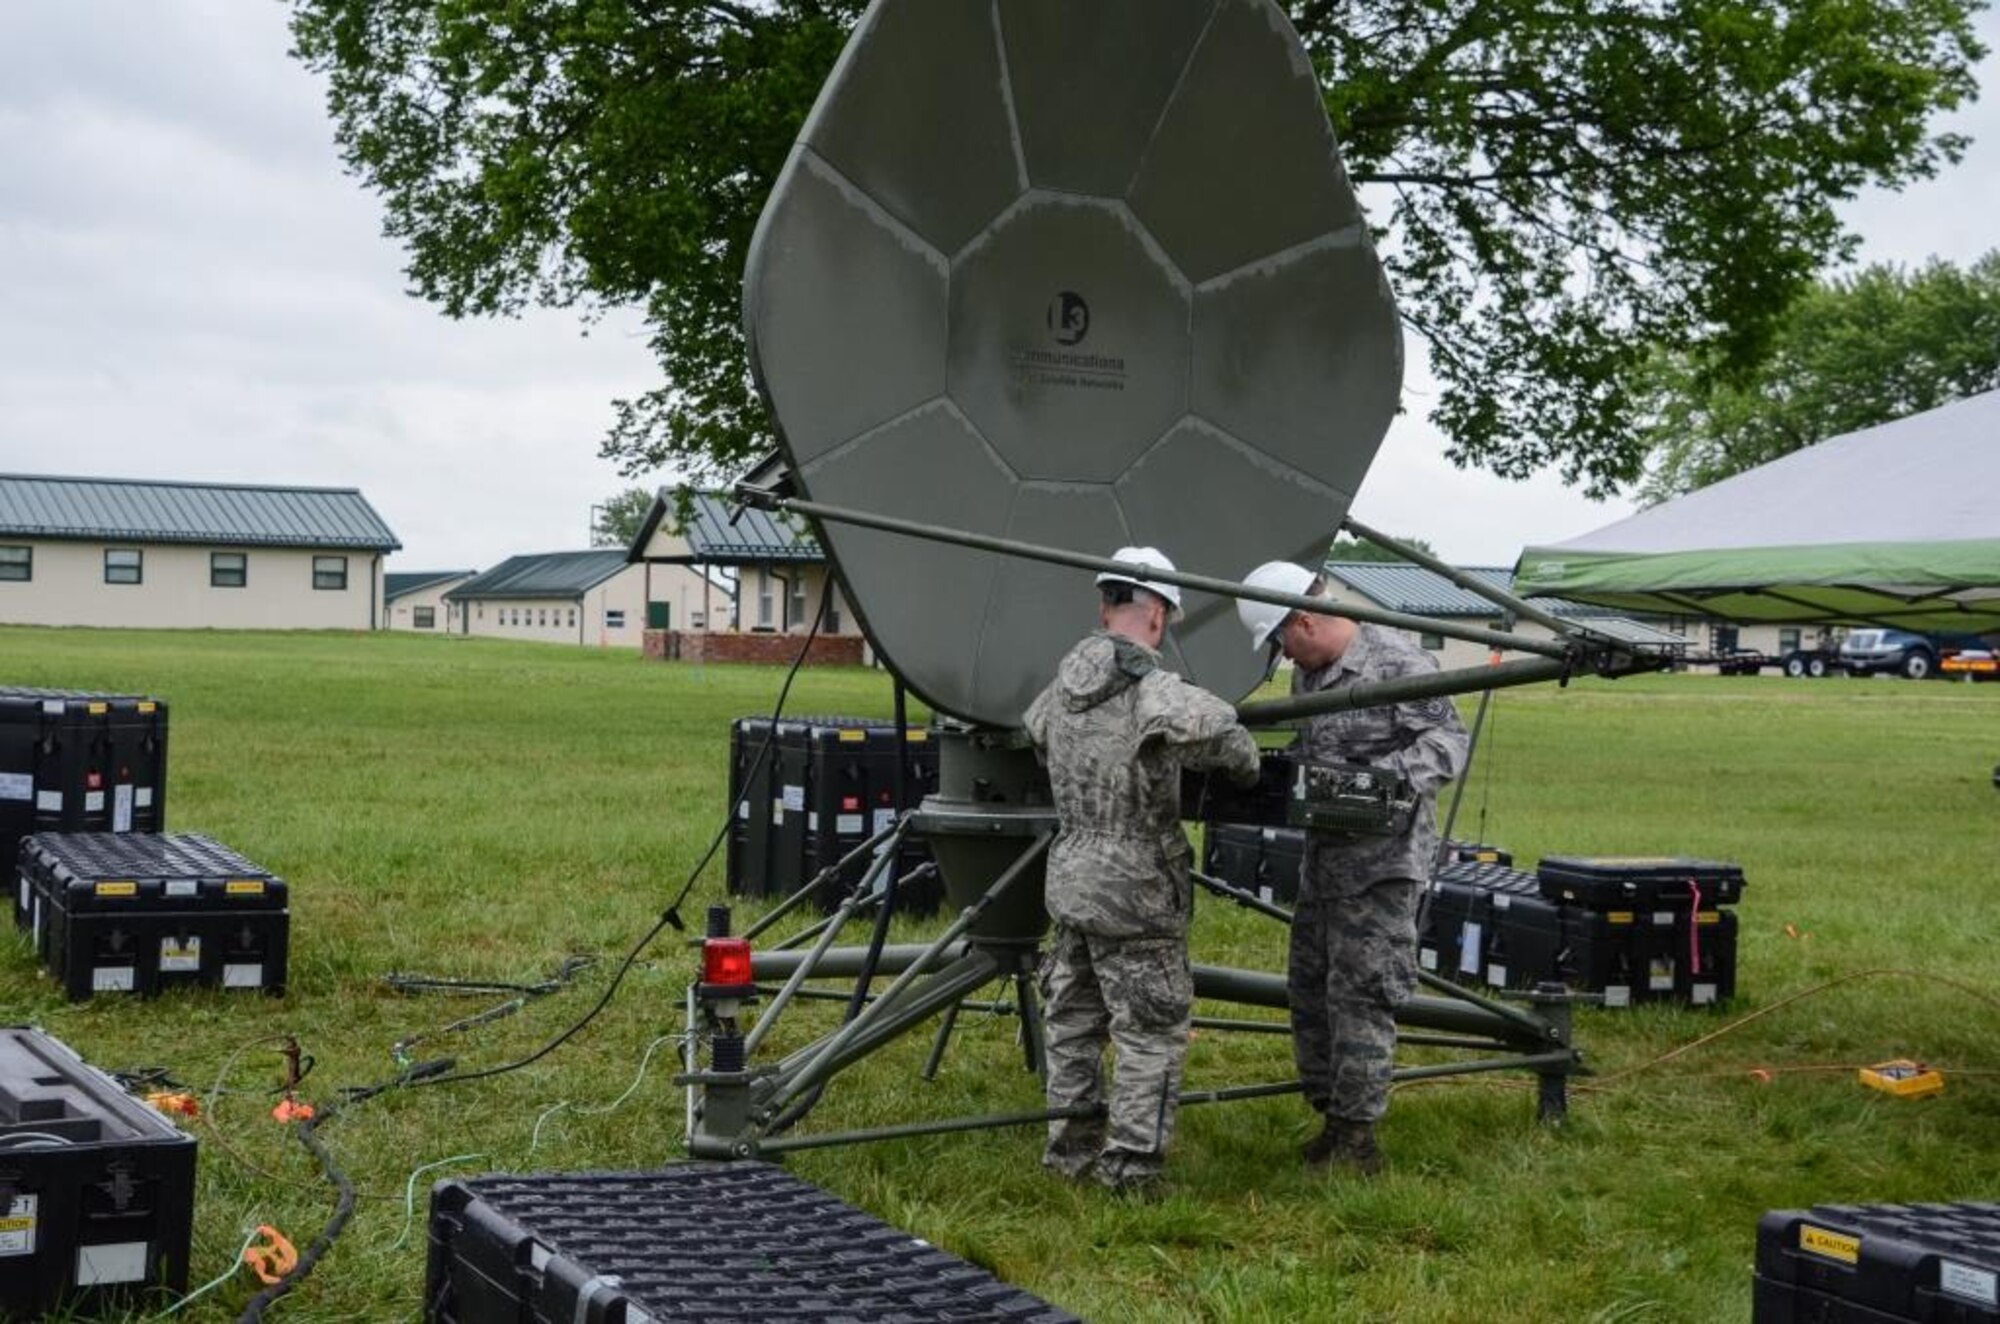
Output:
top-left (745, 0), bottom-right (1403, 727)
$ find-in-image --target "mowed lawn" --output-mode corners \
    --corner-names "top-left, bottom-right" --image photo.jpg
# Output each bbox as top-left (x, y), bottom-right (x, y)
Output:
top-left (3, 626), bottom-right (1997, 1322)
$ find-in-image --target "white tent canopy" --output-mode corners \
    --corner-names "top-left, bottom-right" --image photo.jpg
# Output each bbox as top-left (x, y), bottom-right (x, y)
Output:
top-left (1515, 390), bottom-right (2000, 631)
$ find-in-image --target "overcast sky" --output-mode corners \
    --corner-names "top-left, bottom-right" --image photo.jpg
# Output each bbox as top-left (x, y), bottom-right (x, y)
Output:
top-left (2, 4), bottom-right (1994, 573)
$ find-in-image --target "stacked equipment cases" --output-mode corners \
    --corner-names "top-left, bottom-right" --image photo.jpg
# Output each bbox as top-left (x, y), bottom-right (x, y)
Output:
top-left (425, 1164), bottom-right (1078, 1322)
top-left (19, 833), bottom-right (289, 1000)
top-left (1421, 853), bottom-right (1742, 1007)
top-left (2, 688), bottom-right (168, 929)
top-left (0, 1026), bottom-right (196, 1320)
top-left (1539, 855), bottom-right (1742, 1007)
top-left (1754, 1202), bottom-right (1999, 1321)
top-left (725, 716), bottom-right (939, 914)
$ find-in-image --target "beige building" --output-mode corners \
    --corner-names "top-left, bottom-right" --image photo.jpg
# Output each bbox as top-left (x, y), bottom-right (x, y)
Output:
top-left (384, 571), bottom-right (476, 632)
top-left (0, 473), bottom-right (398, 630)
top-left (627, 489), bottom-right (856, 637)
top-left (443, 549), bottom-right (712, 647)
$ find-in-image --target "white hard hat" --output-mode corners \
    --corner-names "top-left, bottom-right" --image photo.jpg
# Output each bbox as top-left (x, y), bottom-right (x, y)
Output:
top-left (1237, 560), bottom-right (1318, 651)
top-left (1096, 546), bottom-right (1183, 619)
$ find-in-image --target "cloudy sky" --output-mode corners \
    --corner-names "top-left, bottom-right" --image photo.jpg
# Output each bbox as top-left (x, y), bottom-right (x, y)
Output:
top-left (2, 4), bottom-right (1994, 573)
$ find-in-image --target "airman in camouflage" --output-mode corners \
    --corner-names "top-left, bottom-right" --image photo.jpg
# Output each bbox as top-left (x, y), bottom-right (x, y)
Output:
top-left (1246, 565), bottom-right (1468, 1174)
top-left (1023, 550), bottom-right (1260, 1194)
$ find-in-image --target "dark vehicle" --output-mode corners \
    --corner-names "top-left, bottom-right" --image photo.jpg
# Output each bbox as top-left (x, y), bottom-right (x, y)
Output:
top-left (1839, 628), bottom-right (1990, 680)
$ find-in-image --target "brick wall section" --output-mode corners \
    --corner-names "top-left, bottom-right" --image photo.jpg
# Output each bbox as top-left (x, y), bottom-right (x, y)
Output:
top-left (645, 630), bottom-right (865, 666)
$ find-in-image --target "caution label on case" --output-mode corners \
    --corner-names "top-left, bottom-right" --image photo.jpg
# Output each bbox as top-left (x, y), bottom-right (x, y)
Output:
top-left (0, 1194), bottom-right (36, 1255)
top-left (1799, 1225), bottom-right (1860, 1265)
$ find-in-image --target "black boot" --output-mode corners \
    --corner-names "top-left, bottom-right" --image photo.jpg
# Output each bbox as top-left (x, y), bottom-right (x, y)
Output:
top-left (1306, 1120), bottom-right (1383, 1176)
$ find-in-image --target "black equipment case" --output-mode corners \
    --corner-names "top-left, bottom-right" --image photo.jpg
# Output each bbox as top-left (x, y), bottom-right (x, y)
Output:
top-left (1537, 855), bottom-right (1746, 909)
top-left (1754, 1202), bottom-right (2000, 1322)
top-left (1423, 860), bottom-right (1563, 992)
top-left (0, 1026), bottom-right (196, 1321)
top-left (725, 716), bottom-right (781, 901)
top-left (20, 833), bottom-right (289, 1000)
top-left (794, 718), bottom-right (940, 915)
top-left (425, 1164), bottom-right (1079, 1322)
top-left (725, 717), bottom-right (938, 913)
top-left (1196, 823), bottom-right (1305, 907)
top-left (1198, 821), bottom-right (1262, 894)
top-left (1256, 825), bottom-right (1306, 906)
top-left (2, 688), bottom-right (168, 929)
top-left (1557, 905), bottom-right (1738, 1008)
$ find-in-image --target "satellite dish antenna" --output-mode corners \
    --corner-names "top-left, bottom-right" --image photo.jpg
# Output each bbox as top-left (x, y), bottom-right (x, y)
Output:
top-left (744, 0), bottom-right (1402, 728)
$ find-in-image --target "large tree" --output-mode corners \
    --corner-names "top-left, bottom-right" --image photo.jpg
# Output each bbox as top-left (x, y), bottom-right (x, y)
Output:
top-left (1637, 251), bottom-right (2000, 501)
top-left (288, 0), bottom-right (1985, 497)
top-left (590, 486), bottom-right (656, 548)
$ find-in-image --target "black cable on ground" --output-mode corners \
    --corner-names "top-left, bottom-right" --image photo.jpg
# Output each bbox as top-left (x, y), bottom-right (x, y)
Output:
top-left (234, 1109), bottom-right (355, 1323)
top-left (228, 592), bottom-right (835, 1313)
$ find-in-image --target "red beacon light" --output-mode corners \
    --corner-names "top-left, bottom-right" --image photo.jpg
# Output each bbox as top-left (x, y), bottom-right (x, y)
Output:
top-left (702, 937), bottom-right (754, 990)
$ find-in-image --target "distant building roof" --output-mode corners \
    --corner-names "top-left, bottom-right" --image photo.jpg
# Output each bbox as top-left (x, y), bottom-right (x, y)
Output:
top-left (629, 489), bottom-right (823, 566)
top-left (1322, 562), bottom-right (1688, 648)
top-left (1325, 563), bottom-right (1625, 619)
top-left (0, 473), bottom-right (401, 550)
top-left (445, 550), bottom-right (629, 601)
top-left (386, 571), bottom-right (475, 601)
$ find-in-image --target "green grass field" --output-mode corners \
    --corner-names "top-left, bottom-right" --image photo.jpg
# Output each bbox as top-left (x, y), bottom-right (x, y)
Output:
top-left (4, 626), bottom-right (1997, 1322)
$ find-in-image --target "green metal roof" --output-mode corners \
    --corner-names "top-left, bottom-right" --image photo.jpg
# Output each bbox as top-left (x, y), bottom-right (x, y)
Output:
top-left (629, 489), bottom-right (823, 566)
top-left (0, 474), bottom-right (401, 550)
top-left (1323, 563), bottom-right (1631, 619)
top-left (386, 571), bottom-right (474, 601)
top-left (445, 551), bottom-right (629, 601)
top-left (1322, 563), bottom-right (1687, 647)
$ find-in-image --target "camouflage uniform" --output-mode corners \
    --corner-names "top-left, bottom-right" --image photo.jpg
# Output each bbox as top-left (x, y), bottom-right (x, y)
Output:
top-left (1287, 623), bottom-right (1468, 1127)
top-left (1023, 630), bottom-right (1260, 1187)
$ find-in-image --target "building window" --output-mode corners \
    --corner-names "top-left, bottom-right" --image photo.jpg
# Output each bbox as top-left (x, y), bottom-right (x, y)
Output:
top-left (789, 577), bottom-right (807, 629)
top-left (104, 548), bottom-right (143, 585)
top-left (1778, 627), bottom-right (1801, 652)
top-left (757, 569), bottom-right (773, 628)
top-left (538, 608), bottom-right (548, 627)
top-left (1419, 632), bottom-right (1445, 651)
top-left (211, 552), bottom-right (247, 588)
top-left (606, 609), bottom-right (627, 629)
top-left (567, 608), bottom-right (577, 628)
top-left (0, 545), bottom-right (28, 582)
top-left (826, 588), bottom-right (841, 634)
top-left (313, 555), bottom-right (348, 590)
top-left (413, 606), bottom-right (436, 629)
